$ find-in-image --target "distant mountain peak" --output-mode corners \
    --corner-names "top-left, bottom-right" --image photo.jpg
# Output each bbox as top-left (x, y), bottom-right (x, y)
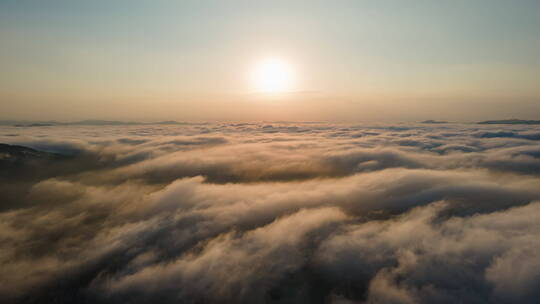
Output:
top-left (477, 119), bottom-right (540, 125)
top-left (421, 120), bottom-right (448, 124)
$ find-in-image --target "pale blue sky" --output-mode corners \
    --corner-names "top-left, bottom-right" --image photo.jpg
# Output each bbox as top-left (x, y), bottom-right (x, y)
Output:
top-left (1, 1), bottom-right (539, 121)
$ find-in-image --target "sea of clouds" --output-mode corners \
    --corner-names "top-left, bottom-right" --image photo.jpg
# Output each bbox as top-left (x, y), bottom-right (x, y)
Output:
top-left (1, 122), bottom-right (540, 304)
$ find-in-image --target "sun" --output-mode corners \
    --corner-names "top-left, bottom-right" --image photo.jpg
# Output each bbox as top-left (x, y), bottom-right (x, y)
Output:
top-left (252, 58), bottom-right (294, 93)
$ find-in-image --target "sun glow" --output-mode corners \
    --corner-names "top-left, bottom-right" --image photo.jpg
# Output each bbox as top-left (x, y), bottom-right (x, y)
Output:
top-left (252, 58), bottom-right (294, 93)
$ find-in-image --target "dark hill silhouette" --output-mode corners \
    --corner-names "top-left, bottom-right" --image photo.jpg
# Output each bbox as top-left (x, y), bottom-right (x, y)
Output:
top-left (478, 119), bottom-right (540, 125)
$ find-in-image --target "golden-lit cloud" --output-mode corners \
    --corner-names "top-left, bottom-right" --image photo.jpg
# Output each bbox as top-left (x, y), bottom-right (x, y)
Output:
top-left (2, 122), bottom-right (540, 303)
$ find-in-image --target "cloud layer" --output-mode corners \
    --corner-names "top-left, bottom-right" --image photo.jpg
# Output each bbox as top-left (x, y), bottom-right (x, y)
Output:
top-left (1, 122), bottom-right (540, 303)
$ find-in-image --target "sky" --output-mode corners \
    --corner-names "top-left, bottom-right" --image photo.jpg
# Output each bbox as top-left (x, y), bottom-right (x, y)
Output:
top-left (1, 0), bottom-right (539, 122)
